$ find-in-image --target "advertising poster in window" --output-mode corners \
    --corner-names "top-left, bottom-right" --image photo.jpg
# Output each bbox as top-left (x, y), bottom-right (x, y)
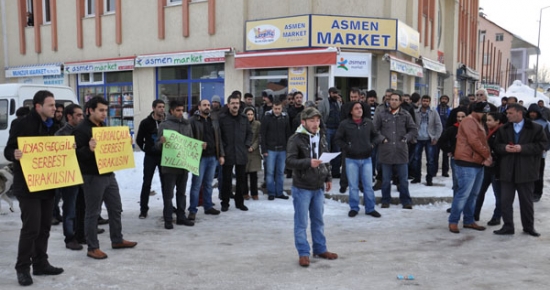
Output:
top-left (288, 67), bottom-right (307, 98)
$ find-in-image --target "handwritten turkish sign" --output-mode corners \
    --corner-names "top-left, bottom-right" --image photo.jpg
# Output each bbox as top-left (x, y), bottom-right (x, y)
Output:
top-left (92, 126), bottom-right (135, 174)
top-left (18, 136), bottom-right (83, 192)
top-left (161, 129), bottom-right (203, 176)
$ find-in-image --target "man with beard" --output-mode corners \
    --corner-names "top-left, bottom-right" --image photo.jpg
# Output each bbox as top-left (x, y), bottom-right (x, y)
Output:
top-left (435, 95), bottom-right (451, 177)
top-left (287, 91), bottom-right (305, 131)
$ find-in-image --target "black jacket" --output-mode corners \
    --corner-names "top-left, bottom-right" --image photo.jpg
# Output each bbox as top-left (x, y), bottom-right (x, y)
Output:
top-left (136, 112), bottom-right (163, 156)
top-left (260, 110), bottom-right (291, 154)
top-left (287, 105), bottom-right (304, 131)
top-left (4, 109), bottom-right (60, 199)
top-left (494, 118), bottom-right (547, 183)
top-left (190, 112), bottom-right (225, 159)
top-left (285, 127), bottom-right (331, 190)
top-left (219, 112), bottom-right (252, 166)
top-left (73, 117), bottom-right (108, 176)
top-left (437, 124), bottom-right (459, 155)
top-left (334, 102), bottom-right (383, 159)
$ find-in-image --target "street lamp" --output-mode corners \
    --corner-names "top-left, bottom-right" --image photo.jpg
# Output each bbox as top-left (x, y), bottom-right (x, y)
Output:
top-left (534, 5), bottom-right (550, 97)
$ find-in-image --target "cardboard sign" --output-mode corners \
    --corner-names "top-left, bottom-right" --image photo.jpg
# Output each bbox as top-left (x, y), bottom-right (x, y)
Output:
top-left (161, 129), bottom-right (203, 176)
top-left (18, 136), bottom-right (83, 192)
top-left (92, 126), bottom-right (135, 174)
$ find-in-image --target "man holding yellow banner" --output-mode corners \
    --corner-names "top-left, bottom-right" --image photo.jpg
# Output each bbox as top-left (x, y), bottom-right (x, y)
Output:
top-left (4, 90), bottom-right (64, 286)
top-left (74, 96), bottom-right (137, 260)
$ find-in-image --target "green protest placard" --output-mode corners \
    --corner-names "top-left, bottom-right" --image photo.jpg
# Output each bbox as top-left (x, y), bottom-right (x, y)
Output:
top-left (161, 129), bottom-right (203, 175)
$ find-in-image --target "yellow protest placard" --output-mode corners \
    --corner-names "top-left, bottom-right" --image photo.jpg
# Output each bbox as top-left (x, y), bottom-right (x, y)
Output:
top-left (92, 126), bottom-right (135, 174)
top-left (18, 136), bottom-right (83, 192)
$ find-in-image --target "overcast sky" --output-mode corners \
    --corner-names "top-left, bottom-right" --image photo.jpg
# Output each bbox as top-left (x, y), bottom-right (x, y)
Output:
top-left (479, 0), bottom-right (550, 74)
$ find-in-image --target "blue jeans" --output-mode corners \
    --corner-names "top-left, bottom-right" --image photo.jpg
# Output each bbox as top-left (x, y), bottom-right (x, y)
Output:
top-left (380, 163), bottom-right (412, 205)
top-left (326, 128), bottom-right (341, 176)
top-left (59, 185), bottom-right (79, 243)
top-left (412, 140), bottom-right (436, 181)
top-left (346, 158), bottom-right (375, 213)
top-left (450, 158), bottom-right (458, 195)
top-left (448, 165), bottom-right (484, 225)
top-left (189, 156), bottom-right (218, 213)
top-left (292, 186), bottom-right (327, 257)
top-left (266, 150), bottom-right (286, 197)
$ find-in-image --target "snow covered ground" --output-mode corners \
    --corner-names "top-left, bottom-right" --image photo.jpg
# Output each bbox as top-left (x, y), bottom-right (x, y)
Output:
top-left (1, 151), bottom-right (549, 289)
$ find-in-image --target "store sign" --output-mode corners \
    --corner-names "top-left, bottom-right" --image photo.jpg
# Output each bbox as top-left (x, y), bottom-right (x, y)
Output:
top-left (389, 57), bottom-right (423, 77)
top-left (245, 15), bottom-right (310, 51)
top-left (5, 64), bottom-right (62, 78)
top-left (19, 74), bottom-right (68, 86)
top-left (135, 50), bottom-right (226, 67)
top-left (64, 59), bottom-right (134, 74)
top-left (332, 52), bottom-right (371, 77)
top-left (397, 21), bottom-right (420, 58)
top-left (421, 56), bottom-right (446, 74)
top-left (288, 67), bottom-right (308, 98)
top-left (311, 15), bottom-right (397, 50)
top-left (482, 84), bottom-right (501, 97)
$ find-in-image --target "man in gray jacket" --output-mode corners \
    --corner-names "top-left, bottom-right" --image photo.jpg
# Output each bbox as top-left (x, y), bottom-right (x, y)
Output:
top-left (157, 100), bottom-right (195, 229)
top-left (411, 95), bottom-right (442, 186)
top-left (373, 91), bottom-right (418, 209)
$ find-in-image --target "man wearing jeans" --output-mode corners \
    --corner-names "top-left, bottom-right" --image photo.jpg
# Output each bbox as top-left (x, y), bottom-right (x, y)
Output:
top-left (335, 101), bottom-right (384, 218)
top-left (261, 101), bottom-right (291, 200)
top-left (55, 104), bottom-right (85, 250)
top-left (411, 95), bottom-right (442, 186)
top-left (188, 99), bottom-right (223, 220)
top-left (448, 102), bottom-right (492, 234)
top-left (74, 96), bottom-right (137, 259)
top-left (373, 91), bottom-right (418, 209)
top-left (286, 107), bottom-right (337, 267)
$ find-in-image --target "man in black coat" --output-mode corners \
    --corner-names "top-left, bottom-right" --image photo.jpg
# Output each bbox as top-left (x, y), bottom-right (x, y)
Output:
top-left (493, 104), bottom-right (547, 237)
top-left (219, 94), bottom-right (252, 212)
top-left (135, 99), bottom-right (165, 219)
top-left (4, 90), bottom-right (63, 286)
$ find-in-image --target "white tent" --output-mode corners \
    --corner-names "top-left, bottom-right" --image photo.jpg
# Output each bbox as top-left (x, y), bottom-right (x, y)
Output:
top-left (501, 80), bottom-right (550, 108)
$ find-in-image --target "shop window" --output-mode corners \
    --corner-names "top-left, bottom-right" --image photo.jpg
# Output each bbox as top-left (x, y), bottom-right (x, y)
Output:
top-left (158, 83), bottom-right (189, 113)
top-left (250, 69), bottom-right (288, 106)
top-left (437, 74), bottom-right (445, 99)
top-left (42, 0), bottom-right (51, 24)
top-left (479, 30), bottom-right (486, 42)
top-left (104, 0), bottom-right (115, 14)
top-left (0, 100), bottom-right (8, 129)
top-left (315, 66), bottom-right (329, 101)
top-left (79, 72), bottom-right (103, 84)
top-left (496, 33), bottom-right (504, 42)
top-left (191, 64), bottom-right (224, 79)
top-left (414, 69), bottom-right (430, 96)
top-left (106, 71), bottom-right (132, 83)
top-left (86, 0), bottom-right (95, 16)
top-left (159, 66), bottom-right (189, 81)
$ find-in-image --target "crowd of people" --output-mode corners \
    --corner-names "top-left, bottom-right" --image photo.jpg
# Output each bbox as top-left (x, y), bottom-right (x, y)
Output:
top-left (5, 86), bottom-right (549, 284)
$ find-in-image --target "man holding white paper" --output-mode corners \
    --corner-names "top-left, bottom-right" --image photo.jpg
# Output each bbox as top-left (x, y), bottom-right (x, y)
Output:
top-left (335, 102), bottom-right (384, 217)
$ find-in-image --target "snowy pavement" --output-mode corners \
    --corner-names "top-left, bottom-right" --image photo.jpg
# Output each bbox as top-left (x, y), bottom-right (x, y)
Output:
top-left (0, 152), bottom-right (549, 289)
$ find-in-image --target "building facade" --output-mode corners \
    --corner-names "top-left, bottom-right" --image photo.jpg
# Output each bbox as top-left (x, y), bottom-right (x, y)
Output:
top-left (1, 0), bottom-right (479, 130)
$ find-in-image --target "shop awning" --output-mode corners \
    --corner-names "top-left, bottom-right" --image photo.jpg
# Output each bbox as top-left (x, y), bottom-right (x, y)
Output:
top-left (419, 56), bottom-right (446, 74)
top-left (234, 47), bottom-right (338, 69)
top-left (135, 48), bottom-right (231, 68)
top-left (4, 62), bottom-right (62, 78)
top-left (64, 57), bottom-right (135, 74)
top-left (384, 54), bottom-right (423, 78)
top-left (457, 63), bottom-right (480, 81)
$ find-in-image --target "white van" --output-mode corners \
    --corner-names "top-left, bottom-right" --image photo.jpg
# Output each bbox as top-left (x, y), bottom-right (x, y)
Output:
top-left (0, 84), bottom-right (79, 165)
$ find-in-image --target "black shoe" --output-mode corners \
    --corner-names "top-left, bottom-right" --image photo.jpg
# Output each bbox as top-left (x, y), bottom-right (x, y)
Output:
top-left (402, 204), bottom-right (413, 209)
top-left (381, 203), bottom-right (390, 208)
top-left (348, 210), bottom-right (358, 217)
top-left (237, 205), bottom-right (249, 211)
top-left (493, 228), bottom-right (514, 235)
top-left (66, 240), bottom-right (84, 251)
top-left (260, 182), bottom-right (267, 189)
top-left (442, 173), bottom-right (449, 177)
top-left (446, 207), bottom-right (451, 213)
top-left (523, 229), bottom-right (541, 237)
top-left (275, 195), bottom-right (289, 200)
top-left (373, 180), bottom-right (382, 191)
top-left (268, 196), bottom-right (275, 200)
top-left (474, 216), bottom-right (480, 222)
top-left (17, 271), bottom-right (33, 286)
top-left (426, 180), bottom-right (433, 186)
top-left (366, 210), bottom-right (381, 218)
top-left (487, 218), bottom-right (501, 226)
top-left (139, 212), bottom-right (147, 219)
top-left (187, 212), bottom-right (196, 221)
top-left (204, 208), bottom-right (221, 215)
top-left (33, 265), bottom-right (64, 276)
top-left (98, 217), bottom-right (109, 225)
top-left (221, 206), bottom-right (229, 212)
top-left (411, 179), bottom-right (421, 184)
top-left (51, 217), bottom-right (60, 225)
top-left (97, 228), bottom-right (105, 234)
top-left (164, 221), bottom-right (173, 229)
top-left (339, 186), bottom-right (347, 193)
top-left (533, 195), bottom-right (541, 202)
top-left (176, 218), bottom-right (195, 226)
